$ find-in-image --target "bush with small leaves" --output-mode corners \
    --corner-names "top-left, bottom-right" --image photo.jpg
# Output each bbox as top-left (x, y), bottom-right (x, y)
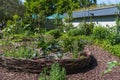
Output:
top-left (109, 33), bottom-right (120, 45)
top-left (77, 23), bottom-right (94, 36)
top-left (67, 28), bottom-right (82, 36)
top-left (46, 29), bottom-right (62, 39)
top-left (92, 26), bottom-right (110, 39)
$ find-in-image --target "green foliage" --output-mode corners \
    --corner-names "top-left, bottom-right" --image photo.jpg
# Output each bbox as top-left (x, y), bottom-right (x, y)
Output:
top-left (46, 29), bottom-right (62, 39)
top-left (67, 28), bottom-right (82, 36)
top-left (2, 15), bottom-right (27, 35)
top-left (39, 68), bottom-right (49, 80)
top-left (109, 33), bottom-right (120, 45)
top-left (116, 15), bottom-right (120, 34)
top-left (37, 34), bottom-right (61, 57)
top-left (76, 0), bottom-right (97, 7)
top-left (59, 35), bottom-right (92, 52)
top-left (76, 36), bottom-right (93, 50)
top-left (72, 41), bottom-right (79, 58)
top-left (94, 40), bottom-right (120, 58)
top-left (56, 0), bottom-right (79, 14)
top-left (39, 63), bottom-right (66, 80)
top-left (62, 23), bottom-right (74, 32)
top-left (0, 0), bottom-right (25, 22)
top-left (92, 26), bottom-right (110, 39)
top-left (66, 23), bottom-right (94, 36)
top-left (4, 47), bottom-right (37, 59)
top-left (108, 45), bottom-right (120, 57)
top-left (37, 34), bottom-right (56, 48)
top-left (59, 35), bottom-right (75, 52)
top-left (77, 23), bottom-right (94, 36)
top-left (103, 61), bottom-right (120, 74)
top-left (50, 63), bottom-right (66, 80)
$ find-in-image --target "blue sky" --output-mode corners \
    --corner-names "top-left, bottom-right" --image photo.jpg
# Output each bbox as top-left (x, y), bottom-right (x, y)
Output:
top-left (21, 0), bottom-right (120, 4)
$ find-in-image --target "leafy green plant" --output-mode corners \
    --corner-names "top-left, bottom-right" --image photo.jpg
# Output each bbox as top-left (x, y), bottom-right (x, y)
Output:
top-left (76, 36), bottom-right (93, 50)
top-left (39, 68), bottom-right (49, 80)
top-left (103, 61), bottom-right (120, 75)
top-left (109, 33), bottom-right (120, 45)
top-left (94, 39), bottom-right (120, 58)
top-left (92, 26), bottom-right (110, 39)
top-left (71, 36), bottom-right (92, 58)
top-left (59, 34), bottom-right (93, 53)
top-left (77, 23), bottom-right (94, 36)
top-left (59, 35), bottom-right (75, 52)
top-left (39, 63), bottom-right (66, 80)
top-left (50, 63), bottom-right (66, 80)
top-left (2, 14), bottom-right (26, 35)
top-left (72, 41), bottom-right (79, 58)
top-left (46, 29), bottom-right (62, 39)
top-left (4, 47), bottom-right (37, 59)
top-left (67, 28), bottom-right (82, 36)
top-left (37, 34), bottom-right (61, 57)
top-left (37, 34), bottom-right (55, 48)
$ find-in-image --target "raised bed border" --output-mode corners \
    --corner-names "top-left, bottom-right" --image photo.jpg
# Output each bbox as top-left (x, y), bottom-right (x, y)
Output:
top-left (0, 52), bottom-right (92, 74)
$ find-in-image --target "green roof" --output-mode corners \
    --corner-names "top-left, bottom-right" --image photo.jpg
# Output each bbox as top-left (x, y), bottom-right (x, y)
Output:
top-left (46, 13), bottom-right (64, 19)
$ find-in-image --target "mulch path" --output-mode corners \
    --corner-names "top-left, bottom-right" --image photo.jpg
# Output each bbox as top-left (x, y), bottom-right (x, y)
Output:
top-left (67, 45), bottom-right (120, 80)
top-left (0, 45), bottom-right (120, 80)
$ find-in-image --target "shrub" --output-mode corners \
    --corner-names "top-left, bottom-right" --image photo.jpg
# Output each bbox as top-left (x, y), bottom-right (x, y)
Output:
top-left (59, 35), bottom-right (93, 52)
top-left (59, 35), bottom-right (75, 52)
top-left (109, 33), bottom-right (120, 45)
top-left (37, 34), bottom-right (59, 56)
top-left (103, 43), bottom-right (120, 58)
top-left (2, 17), bottom-right (25, 35)
top-left (67, 28), bottom-right (82, 36)
top-left (37, 34), bottom-right (56, 49)
top-left (94, 40), bottom-right (120, 58)
top-left (92, 26), bottom-right (110, 39)
top-left (46, 29), bottom-right (62, 39)
top-left (77, 23), bottom-right (94, 36)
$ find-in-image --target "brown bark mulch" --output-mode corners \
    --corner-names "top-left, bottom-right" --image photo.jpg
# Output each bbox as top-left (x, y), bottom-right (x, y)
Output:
top-left (0, 45), bottom-right (120, 80)
top-left (0, 67), bottom-right (38, 80)
top-left (67, 45), bottom-right (120, 80)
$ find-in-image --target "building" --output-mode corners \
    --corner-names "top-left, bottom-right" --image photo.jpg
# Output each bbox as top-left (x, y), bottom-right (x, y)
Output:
top-left (67, 6), bottom-right (119, 27)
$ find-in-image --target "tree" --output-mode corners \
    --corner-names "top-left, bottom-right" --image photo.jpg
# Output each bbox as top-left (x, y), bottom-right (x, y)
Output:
top-left (0, 0), bottom-right (25, 23)
top-left (23, 0), bottom-right (97, 31)
top-left (76, 0), bottom-right (97, 7)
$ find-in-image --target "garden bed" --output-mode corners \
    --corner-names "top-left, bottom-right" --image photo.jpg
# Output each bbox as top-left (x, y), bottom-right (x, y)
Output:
top-left (0, 52), bottom-right (91, 74)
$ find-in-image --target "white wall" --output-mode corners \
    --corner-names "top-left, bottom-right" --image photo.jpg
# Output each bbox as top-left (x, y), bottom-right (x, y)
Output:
top-left (72, 16), bottom-right (116, 27)
top-left (72, 22), bottom-right (80, 27)
top-left (94, 21), bottom-right (116, 27)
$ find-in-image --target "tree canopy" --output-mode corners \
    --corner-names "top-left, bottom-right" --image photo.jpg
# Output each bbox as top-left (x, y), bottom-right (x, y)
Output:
top-left (24, 0), bottom-right (97, 16)
top-left (0, 0), bottom-right (25, 22)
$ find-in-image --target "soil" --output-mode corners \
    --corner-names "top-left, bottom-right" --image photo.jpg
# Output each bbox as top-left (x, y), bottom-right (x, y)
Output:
top-left (0, 45), bottom-right (120, 80)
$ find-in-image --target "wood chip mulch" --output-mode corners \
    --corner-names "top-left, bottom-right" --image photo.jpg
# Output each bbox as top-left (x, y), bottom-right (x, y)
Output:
top-left (0, 45), bottom-right (120, 80)
top-left (67, 45), bottom-right (120, 80)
